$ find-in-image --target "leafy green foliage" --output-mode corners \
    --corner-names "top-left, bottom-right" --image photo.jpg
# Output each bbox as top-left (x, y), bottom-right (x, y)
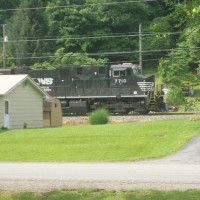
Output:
top-left (89, 108), bottom-right (109, 125)
top-left (166, 87), bottom-right (185, 106)
top-left (0, 0), bottom-right (20, 22)
top-left (6, 0), bottom-right (51, 66)
top-left (53, 48), bottom-right (108, 66)
top-left (184, 98), bottom-right (200, 112)
top-left (32, 61), bottom-right (55, 70)
top-left (158, 42), bottom-right (195, 85)
top-left (0, 54), bottom-right (16, 68)
top-left (44, 0), bottom-right (160, 64)
top-left (160, 1), bottom-right (200, 71)
top-left (146, 17), bottom-right (174, 50)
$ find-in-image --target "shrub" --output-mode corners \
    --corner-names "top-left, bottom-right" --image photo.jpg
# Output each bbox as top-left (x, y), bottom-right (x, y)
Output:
top-left (167, 86), bottom-right (185, 106)
top-left (89, 109), bottom-right (109, 125)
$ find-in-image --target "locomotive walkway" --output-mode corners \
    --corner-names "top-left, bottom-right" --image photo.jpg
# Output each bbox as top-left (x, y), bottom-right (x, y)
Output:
top-left (0, 133), bottom-right (200, 192)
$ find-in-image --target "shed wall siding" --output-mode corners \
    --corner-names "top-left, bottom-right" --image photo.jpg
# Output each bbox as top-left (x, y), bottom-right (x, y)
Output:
top-left (5, 82), bottom-right (44, 129)
top-left (0, 97), bottom-right (3, 127)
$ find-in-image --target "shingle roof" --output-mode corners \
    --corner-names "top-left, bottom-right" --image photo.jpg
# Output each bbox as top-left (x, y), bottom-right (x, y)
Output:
top-left (0, 74), bottom-right (49, 97)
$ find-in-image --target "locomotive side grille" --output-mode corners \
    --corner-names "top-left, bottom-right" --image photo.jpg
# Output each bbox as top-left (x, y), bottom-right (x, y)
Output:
top-left (137, 82), bottom-right (154, 92)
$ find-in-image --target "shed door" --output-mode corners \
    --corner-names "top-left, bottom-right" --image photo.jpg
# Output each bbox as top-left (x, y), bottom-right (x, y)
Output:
top-left (4, 100), bottom-right (10, 129)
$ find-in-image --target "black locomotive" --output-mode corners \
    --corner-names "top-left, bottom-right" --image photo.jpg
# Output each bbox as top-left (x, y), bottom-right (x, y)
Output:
top-left (1, 63), bottom-right (163, 115)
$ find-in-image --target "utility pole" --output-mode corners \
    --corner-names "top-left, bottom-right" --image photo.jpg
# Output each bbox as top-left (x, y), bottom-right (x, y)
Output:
top-left (139, 24), bottom-right (142, 73)
top-left (2, 24), bottom-right (6, 68)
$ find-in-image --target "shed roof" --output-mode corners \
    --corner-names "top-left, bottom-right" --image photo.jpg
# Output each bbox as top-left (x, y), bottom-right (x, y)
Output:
top-left (0, 74), bottom-right (49, 97)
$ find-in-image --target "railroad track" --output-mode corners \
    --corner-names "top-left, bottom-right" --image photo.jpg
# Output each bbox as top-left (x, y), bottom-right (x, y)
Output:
top-left (63, 113), bottom-right (200, 125)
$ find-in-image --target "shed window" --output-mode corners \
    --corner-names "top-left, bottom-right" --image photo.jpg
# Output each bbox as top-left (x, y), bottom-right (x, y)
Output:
top-left (5, 100), bottom-right (9, 114)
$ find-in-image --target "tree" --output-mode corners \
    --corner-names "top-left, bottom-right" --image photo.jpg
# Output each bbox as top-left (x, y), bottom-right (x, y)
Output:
top-left (158, 1), bottom-right (200, 84)
top-left (6, 0), bottom-right (51, 67)
top-left (158, 42), bottom-right (195, 85)
top-left (45, 0), bottom-right (162, 65)
top-left (166, 1), bottom-right (200, 61)
top-left (143, 16), bottom-right (175, 68)
top-left (0, 0), bottom-right (20, 22)
top-left (183, 3), bottom-right (200, 70)
top-left (0, 0), bottom-right (182, 68)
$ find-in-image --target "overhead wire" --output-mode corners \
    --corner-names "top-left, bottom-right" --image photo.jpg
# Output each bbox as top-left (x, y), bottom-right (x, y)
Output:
top-left (4, 47), bottom-right (200, 61)
top-left (12, 55), bottom-right (199, 69)
top-left (0, 0), bottom-right (157, 12)
top-left (1, 30), bottom-right (194, 64)
top-left (0, 31), bottom-right (181, 43)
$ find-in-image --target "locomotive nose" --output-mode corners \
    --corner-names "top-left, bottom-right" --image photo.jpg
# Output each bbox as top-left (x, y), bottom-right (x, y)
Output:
top-left (137, 81), bottom-right (154, 92)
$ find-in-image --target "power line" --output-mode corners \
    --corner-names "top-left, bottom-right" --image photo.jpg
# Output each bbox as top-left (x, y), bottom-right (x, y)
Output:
top-left (12, 55), bottom-right (199, 69)
top-left (85, 47), bottom-right (200, 56)
top-left (0, 0), bottom-right (157, 12)
top-left (4, 47), bottom-right (200, 61)
top-left (0, 32), bottom-right (181, 43)
top-left (107, 56), bottom-right (199, 64)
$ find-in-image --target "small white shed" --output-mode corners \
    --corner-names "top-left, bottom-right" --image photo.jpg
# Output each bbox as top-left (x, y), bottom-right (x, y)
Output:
top-left (0, 74), bottom-right (49, 129)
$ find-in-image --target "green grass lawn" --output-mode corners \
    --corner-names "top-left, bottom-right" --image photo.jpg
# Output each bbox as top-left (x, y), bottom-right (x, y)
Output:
top-left (0, 119), bottom-right (199, 162)
top-left (1, 189), bottom-right (200, 200)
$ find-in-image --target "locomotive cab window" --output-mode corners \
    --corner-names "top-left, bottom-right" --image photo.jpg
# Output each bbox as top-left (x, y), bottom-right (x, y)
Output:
top-left (113, 69), bottom-right (126, 77)
top-left (132, 68), bottom-right (141, 75)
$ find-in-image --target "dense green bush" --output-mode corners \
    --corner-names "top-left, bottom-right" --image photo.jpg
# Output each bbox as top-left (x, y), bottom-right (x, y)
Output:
top-left (89, 109), bottom-right (109, 125)
top-left (167, 87), bottom-right (185, 106)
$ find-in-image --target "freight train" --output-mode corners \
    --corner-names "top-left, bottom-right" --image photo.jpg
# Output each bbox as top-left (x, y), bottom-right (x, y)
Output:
top-left (0, 63), bottom-right (164, 115)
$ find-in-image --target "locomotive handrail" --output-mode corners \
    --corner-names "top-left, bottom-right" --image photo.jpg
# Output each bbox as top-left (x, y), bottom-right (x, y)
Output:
top-left (147, 82), bottom-right (154, 104)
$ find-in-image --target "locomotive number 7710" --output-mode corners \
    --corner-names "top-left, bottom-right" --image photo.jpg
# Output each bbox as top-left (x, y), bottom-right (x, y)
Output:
top-left (114, 79), bottom-right (127, 85)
